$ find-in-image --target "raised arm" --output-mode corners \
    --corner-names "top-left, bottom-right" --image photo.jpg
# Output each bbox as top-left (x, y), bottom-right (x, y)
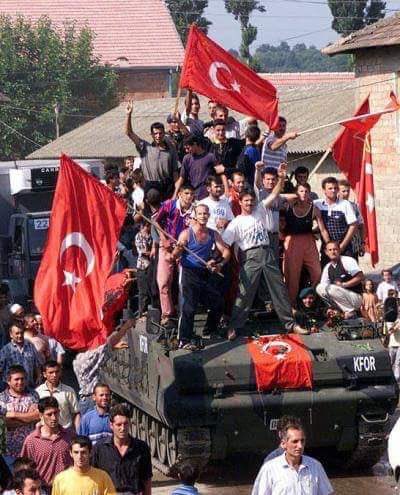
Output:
top-left (107, 318), bottom-right (136, 348)
top-left (269, 131), bottom-right (298, 151)
top-left (254, 161), bottom-right (264, 192)
top-left (261, 162), bottom-right (286, 209)
top-left (124, 100), bottom-right (141, 146)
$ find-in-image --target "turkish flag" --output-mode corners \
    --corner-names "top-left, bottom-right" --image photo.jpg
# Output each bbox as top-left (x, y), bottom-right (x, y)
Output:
top-left (34, 155), bottom-right (127, 350)
top-left (332, 95), bottom-right (385, 265)
top-left (247, 334), bottom-right (313, 392)
top-left (180, 25), bottom-right (279, 128)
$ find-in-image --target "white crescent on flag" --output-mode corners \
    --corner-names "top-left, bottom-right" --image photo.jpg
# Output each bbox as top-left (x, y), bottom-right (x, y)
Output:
top-left (209, 61), bottom-right (241, 93)
top-left (60, 232), bottom-right (95, 292)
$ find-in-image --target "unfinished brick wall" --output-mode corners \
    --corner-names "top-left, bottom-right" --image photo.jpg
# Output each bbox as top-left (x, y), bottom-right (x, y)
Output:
top-left (354, 46), bottom-right (400, 269)
top-left (117, 69), bottom-right (170, 101)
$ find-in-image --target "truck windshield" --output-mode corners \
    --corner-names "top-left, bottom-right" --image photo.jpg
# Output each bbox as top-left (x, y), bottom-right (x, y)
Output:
top-left (27, 218), bottom-right (49, 256)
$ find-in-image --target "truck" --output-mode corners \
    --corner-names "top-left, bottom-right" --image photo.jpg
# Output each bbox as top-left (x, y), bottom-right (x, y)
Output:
top-left (100, 309), bottom-right (399, 475)
top-left (0, 159), bottom-right (104, 304)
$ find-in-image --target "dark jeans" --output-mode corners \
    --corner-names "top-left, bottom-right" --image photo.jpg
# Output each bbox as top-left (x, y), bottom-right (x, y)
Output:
top-left (137, 267), bottom-right (150, 315)
top-left (147, 253), bottom-right (160, 310)
top-left (230, 245), bottom-right (295, 333)
top-left (179, 267), bottom-right (223, 343)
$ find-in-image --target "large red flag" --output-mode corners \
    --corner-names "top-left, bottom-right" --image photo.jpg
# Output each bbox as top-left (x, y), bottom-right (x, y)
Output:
top-left (331, 95), bottom-right (386, 265)
top-left (180, 25), bottom-right (279, 128)
top-left (34, 155), bottom-right (127, 350)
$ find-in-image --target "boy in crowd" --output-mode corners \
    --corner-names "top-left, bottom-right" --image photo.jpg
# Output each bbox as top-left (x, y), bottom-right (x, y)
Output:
top-left (237, 125), bottom-right (261, 186)
top-left (52, 436), bottom-right (115, 495)
top-left (201, 175), bottom-right (234, 234)
top-left (135, 221), bottom-right (153, 317)
top-left (36, 360), bottom-right (80, 431)
top-left (377, 269), bottom-right (399, 302)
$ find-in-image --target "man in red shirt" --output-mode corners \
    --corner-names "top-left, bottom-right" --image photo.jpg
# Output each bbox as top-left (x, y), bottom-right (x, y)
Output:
top-left (21, 396), bottom-right (72, 490)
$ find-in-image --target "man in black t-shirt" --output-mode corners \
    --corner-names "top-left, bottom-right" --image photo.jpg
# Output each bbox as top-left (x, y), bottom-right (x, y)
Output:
top-left (209, 119), bottom-right (244, 179)
top-left (92, 403), bottom-right (152, 495)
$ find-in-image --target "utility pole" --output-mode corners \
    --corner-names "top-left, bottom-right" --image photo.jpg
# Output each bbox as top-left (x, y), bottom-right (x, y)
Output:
top-left (54, 103), bottom-right (60, 139)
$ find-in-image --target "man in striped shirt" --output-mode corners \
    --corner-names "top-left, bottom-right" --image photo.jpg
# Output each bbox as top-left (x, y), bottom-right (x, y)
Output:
top-left (261, 116), bottom-right (298, 169)
top-left (252, 420), bottom-right (334, 495)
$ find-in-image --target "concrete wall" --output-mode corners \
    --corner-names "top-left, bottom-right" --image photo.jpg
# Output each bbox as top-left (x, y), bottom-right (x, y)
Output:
top-left (117, 69), bottom-right (171, 101)
top-left (353, 46), bottom-right (400, 269)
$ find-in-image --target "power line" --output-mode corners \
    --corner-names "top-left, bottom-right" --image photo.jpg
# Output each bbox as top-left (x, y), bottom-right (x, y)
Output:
top-left (0, 119), bottom-right (42, 148)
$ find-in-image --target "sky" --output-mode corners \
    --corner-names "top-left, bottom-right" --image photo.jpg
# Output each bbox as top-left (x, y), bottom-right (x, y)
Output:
top-left (205, 0), bottom-right (399, 51)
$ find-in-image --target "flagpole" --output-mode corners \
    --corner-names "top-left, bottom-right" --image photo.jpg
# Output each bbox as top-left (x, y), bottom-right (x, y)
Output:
top-left (137, 211), bottom-right (224, 278)
top-left (297, 108), bottom-right (395, 137)
top-left (309, 148), bottom-right (331, 179)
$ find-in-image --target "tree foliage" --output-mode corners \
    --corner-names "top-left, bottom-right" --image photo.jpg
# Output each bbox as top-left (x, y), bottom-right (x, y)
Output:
top-left (253, 42), bottom-right (351, 72)
top-left (224, 0), bottom-right (265, 68)
top-left (327, 0), bottom-right (386, 35)
top-left (165, 0), bottom-right (211, 44)
top-left (0, 15), bottom-right (118, 160)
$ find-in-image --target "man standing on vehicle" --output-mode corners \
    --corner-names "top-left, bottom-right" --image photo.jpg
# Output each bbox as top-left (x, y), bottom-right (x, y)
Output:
top-left (92, 403), bottom-right (152, 495)
top-left (252, 420), bottom-right (333, 495)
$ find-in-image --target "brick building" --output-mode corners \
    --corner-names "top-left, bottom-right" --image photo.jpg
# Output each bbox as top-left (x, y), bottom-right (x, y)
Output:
top-left (0, 0), bottom-right (184, 100)
top-left (323, 14), bottom-right (400, 268)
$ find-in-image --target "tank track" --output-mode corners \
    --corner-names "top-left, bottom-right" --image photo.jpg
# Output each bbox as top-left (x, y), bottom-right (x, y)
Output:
top-left (130, 405), bottom-right (211, 477)
top-left (344, 414), bottom-right (390, 470)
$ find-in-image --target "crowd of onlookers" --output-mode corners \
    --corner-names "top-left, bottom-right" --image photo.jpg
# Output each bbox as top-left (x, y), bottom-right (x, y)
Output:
top-left (0, 92), bottom-right (399, 494)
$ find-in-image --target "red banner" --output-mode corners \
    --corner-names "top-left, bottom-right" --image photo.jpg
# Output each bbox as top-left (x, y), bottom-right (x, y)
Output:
top-left (247, 334), bottom-right (313, 391)
top-left (34, 155), bottom-right (127, 350)
top-left (180, 25), bottom-right (279, 128)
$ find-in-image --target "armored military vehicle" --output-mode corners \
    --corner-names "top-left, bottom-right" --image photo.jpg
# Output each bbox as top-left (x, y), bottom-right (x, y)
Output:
top-left (101, 310), bottom-right (398, 475)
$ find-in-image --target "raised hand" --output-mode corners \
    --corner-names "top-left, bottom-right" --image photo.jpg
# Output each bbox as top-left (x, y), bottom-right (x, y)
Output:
top-left (126, 99), bottom-right (134, 114)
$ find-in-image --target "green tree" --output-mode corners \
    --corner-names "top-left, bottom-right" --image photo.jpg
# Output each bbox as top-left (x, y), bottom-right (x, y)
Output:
top-left (0, 15), bottom-right (118, 160)
top-left (327, 0), bottom-right (386, 35)
top-left (224, 0), bottom-right (265, 68)
top-left (253, 42), bottom-right (351, 72)
top-left (165, 0), bottom-right (211, 44)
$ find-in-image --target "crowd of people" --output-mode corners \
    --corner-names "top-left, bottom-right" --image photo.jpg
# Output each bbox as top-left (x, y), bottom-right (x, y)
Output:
top-left (0, 92), bottom-right (398, 494)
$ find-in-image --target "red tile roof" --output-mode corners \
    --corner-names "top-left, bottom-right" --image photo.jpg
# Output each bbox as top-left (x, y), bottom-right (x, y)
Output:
top-left (259, 72), bottom-right (354, 86)
top-left (0, 0), bottom-right (184, 69)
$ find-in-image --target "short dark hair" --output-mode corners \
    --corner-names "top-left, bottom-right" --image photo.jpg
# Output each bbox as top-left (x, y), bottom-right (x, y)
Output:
top-left (70, 435), bottom-right (92, 452)
top-left (239, 189), bottom-right (256, 200)
top-left (278, 116), bottom-right (287, 124)
top-left (231, 171), bottom-right (245, 181)
top-left (7, 364), bottom-right (26, 380)
top-left (110, 403), bottom-right (131, 422)
top-left (150, 122), bottom-right (165, 134)
top-left (325, 240), bottom-right (340, 250)
top-left (38, 396), bottom-right (59, 413)
top-left (132, 169), bottom-right (144, 184)
top-left (183, 134), bottom-right (204, 147)
top-left (12, 457), bottom-right (37, 473)
top-left (190, 92), bottom-right (200, 104)
top-left (277, 416), bottom-right (302, 438)
top-left (12, 469), bottom-right (41, 491)
top-left (105, 171), bottom-right (119, 184)
top-left (206, 175), bottom-right (223, 187)
top-left (177, 463), bottom-right (200, 485)
top-left (212, 118), bottom-right (226, 128)
top-left (338, 179), bottom-right (350, 187)
top-left (294, 166), bottom-right (309, 177)
top-left (321, 176), bottom-right (338, 189)
top-left (382, 268), bottom-right (393, 275)
top-left (262, 167), bottom-right (278, 178)
top-left (9, 322), bottom-right (24, 334)
top-left (281, 418), bottom-right (304, 441)
top-left (215, 104), bottom-right (228, 115)
top-left (178, 183), bottom-right (195, 193)
top-left (245, 125), bottom-right (261, 142)
top-left (93, 383), bottom-right (110, 394)
top-left (295, 182), bottom-right (311, 192)
top-left (42, 360), bottom-right (59, 372)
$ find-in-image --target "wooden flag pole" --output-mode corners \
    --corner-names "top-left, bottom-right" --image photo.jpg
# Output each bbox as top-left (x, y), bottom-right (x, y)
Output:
top-left (297, 107), bottom-right (396, 137)
top-left (309, 147), bottom-right (331, 179)
top-left (174, 85), bottom-right (182, 115)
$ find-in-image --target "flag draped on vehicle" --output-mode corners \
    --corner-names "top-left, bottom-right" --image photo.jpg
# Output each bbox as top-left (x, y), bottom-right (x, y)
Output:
top-left (34, 154), bottom-right (127, 350)
top-left (180, 25), bottom-right (279, 128)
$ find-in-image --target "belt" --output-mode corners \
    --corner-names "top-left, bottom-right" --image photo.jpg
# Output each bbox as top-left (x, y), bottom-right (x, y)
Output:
top-left (244, 244), bottom-right (269, 252)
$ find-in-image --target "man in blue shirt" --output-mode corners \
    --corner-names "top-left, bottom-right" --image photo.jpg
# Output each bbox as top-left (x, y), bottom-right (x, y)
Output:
top-left (78, 383), bottom-right (112, 444)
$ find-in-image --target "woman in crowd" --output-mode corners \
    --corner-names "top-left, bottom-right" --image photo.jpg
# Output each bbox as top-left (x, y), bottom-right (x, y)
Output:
top-left (283, 183), bottom-right (330, 306)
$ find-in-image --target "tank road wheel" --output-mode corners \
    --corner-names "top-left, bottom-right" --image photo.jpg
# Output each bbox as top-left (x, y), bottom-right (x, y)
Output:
top-left (148, 419), bottom-right (157, 457)
top-left (156, 423), bottom-right (168, 464)
top-left (167, 429), bottom-right (178, 467)
top-left (130, 408), bottom-right (139, 438)
top-left (138, 411), bottom-right (149, 444)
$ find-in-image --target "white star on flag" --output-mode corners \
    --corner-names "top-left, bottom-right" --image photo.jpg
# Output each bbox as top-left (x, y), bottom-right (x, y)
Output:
top-left (365, 162), bottom-right (373, 175)
top-left (231, 80), bottom-right (241, 92)
top-left (366, 193), bottom-right (375, 213)
top-left (63, 270), bottom-right (82, 293)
